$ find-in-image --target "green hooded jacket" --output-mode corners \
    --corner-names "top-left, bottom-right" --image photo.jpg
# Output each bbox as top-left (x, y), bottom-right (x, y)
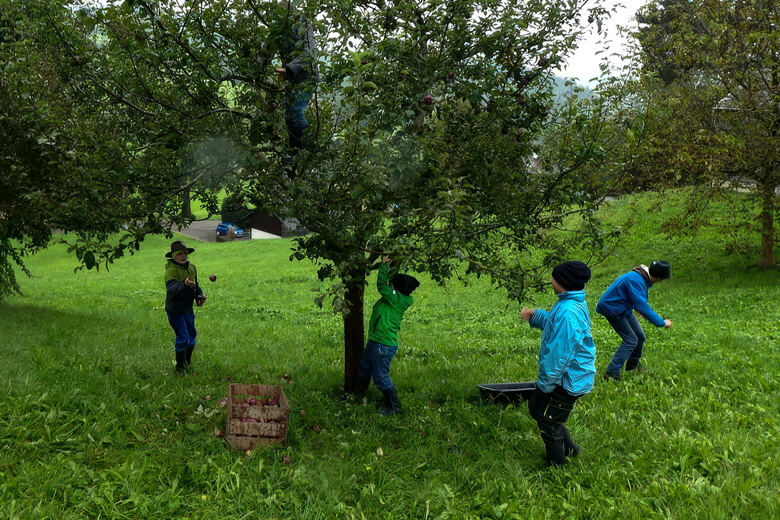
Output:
top-left (164, 260), bottom-right (202, 313)
top-left (367, 263), bottom-right (413, 347)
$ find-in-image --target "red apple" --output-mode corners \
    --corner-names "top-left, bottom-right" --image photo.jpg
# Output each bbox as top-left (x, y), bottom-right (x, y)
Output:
top-left (281, 455), bottom-right (291, 465)
top-left (209, 274), bottom-right (217, 282)
top-left (312, 424), bottom-right (321, 434)
top-left (269, 102), bottom-right (277, 112)
top-left (283, 373), bottom-right (291, 380)
top-left (423, 94), bottom-right (434, 105)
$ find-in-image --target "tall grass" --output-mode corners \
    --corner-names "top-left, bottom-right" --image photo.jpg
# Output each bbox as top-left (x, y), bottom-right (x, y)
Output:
top-left (1, 193), bottom-right (777, 519)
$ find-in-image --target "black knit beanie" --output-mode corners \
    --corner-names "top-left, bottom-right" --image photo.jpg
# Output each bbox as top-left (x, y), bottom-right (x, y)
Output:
top-left (552, 261), bottom-right (591, 291)
top-left (649, 260), bottom-right (671, 280)
top-left (391, 274), bottom-right (420, 296)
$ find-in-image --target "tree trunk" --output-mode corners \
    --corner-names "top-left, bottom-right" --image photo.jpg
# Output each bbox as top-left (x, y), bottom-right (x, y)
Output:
top-left (758, 179), bottom-right (776, 267)
top-left (342, 273), bottom-right (366, 393)
top-left (181, 187), bottom-right (194, 219)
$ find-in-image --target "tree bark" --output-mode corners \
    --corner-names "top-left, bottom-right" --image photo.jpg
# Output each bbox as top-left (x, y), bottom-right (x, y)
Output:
top-left (758, 179), bottom-right (776, 267)
top-left (342, 272), bottom-right (366, 393)
top-left (181, 187), bottom-right (194, 219)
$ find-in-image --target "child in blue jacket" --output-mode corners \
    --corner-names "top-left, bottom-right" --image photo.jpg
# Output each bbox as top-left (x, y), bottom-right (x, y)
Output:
top-left (521, 261), bottom-right (595, 467)
top-left (597, 261), bottom-right (672, 381)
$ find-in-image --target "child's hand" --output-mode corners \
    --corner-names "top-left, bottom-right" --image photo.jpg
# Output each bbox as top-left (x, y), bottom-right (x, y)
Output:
top-left (382, 255), bottom-right (392, 264)
top-left (185, 277), bottom-right (195, 287)
top-left (664, 319), bottom-right (672, 329)
top-left (521, 308), bottom-right (535, 321)
top-left (276, 67), bottom-right (287, 78)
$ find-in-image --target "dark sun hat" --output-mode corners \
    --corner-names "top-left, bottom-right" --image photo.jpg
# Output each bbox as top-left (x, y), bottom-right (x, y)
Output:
top-left (165, 240), bottom-right (195, 258)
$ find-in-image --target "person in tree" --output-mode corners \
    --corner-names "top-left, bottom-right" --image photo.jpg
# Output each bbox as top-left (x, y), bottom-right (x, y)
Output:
top-left (164, 240), bottom-right (206, 375)
top-left (356, 256), bottom-right (420, 416)
top-left (275, 1), bottom-right (319, 171)
top-left (521, 261), bottom-right (595, 467)
top-left (597, 261), bottom-right (672, 381)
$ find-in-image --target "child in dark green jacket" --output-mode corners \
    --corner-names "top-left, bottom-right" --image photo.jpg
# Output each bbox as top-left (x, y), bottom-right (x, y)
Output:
top-left (357, 256), bottom-right (419, 416)
top-left (164, 240), bottom-right (206, 375)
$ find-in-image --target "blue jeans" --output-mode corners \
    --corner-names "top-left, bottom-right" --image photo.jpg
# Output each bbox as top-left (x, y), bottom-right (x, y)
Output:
top-left (358, 341), bottom-right (397, 392)
top-left (167, 311), bottom-right (196, 352)
top-left (604, 312), bottom-right (645, 374)
top-left (285, 90), bottom-right (312, 148)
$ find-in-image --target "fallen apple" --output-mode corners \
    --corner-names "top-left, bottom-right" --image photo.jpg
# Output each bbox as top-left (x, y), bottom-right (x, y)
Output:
top-left (214, 428), bottom-right (223, 437)
top-left (423, 94), bottom-right (434, 105)
top-left (283, 373), bottom-right (291, 380)
top-left (205, 395), bottom-right (211, 401)
top-left (299, 409), bottom-right (305, 416)
top-left (312, 424), bottom-right (321, 434)
top-left (281, 455), bottom-right (291, 465)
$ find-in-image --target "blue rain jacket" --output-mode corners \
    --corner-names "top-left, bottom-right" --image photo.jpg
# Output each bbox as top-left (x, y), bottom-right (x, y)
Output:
top-left (596, 270), bottom-right (665, 327)
top-left (529, 290), bottom-right (596, 395)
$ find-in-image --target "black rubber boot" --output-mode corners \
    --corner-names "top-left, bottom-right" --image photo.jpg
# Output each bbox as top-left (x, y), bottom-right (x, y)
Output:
top-left (604, 370), bottom-right (622, 381)
top-left (355, 376), bottom-right (370, 397)
top-left (175, 350), bottom-right (187, 375)
top-left (542, 434), bottom-right (568, 467)
top-left (561, 426), bottom-right (581, 458)
top-left (625, 359), bottom-right (642, 372)
top-left (379, 387), bottom-right (402, 416)
top-left (185, 345), bottom-right (195, 369)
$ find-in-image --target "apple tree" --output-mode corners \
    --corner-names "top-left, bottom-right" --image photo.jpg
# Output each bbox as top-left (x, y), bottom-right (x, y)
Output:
top-left (621, 0), bottom-right (778, 266)
top-left (20, 0), bottom-right (620, 391)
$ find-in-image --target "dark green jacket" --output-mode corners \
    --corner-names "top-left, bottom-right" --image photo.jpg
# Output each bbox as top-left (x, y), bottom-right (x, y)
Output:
top-left (367, 264), bottom-right (413, 347)
top-left (164, 260), bottom-right (202, 313)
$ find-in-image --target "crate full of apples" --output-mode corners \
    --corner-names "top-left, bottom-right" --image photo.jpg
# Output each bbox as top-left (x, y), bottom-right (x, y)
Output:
top-left (225, 383), bottom-right (290, 450)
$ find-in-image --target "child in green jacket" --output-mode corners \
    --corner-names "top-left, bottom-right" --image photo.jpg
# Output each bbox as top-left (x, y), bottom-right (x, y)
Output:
top-left (357, 256), bottom-right (419, 416)
top-left (164, 240), bottom-right (206, 375)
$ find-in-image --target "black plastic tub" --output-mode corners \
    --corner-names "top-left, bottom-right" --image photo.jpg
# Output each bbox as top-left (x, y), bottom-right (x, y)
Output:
top-left (477, 382), bottom-right (536, 404)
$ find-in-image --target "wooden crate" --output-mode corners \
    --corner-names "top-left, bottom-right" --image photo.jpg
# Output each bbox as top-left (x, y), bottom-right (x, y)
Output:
top-left (225, 383), bottom-right (290, 450)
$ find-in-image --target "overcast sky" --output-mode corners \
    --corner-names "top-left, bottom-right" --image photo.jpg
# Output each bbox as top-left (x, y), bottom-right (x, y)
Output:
top-left (555, 0), bottom-right (640, 83)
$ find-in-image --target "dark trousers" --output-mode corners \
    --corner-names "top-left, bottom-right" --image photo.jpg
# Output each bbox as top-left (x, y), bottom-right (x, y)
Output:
top-left (167, 311), bottom-right (196, 352)
top-left (528, 386), bottom-right (579, 465)
top-left (357, 340), bottom-right (397, 392)
top-left (605, 312), bottom-right (646, 374)
top-left (285, 90), bottom-right (312, 149)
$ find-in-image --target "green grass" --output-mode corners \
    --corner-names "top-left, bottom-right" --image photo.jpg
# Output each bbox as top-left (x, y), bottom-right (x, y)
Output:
top-left (1, 193), bottom-right (778, 519)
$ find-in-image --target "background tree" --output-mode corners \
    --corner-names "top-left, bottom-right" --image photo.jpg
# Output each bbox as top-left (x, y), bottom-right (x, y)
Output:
top-left (11, 0), bottom-right (622, 392)
top-left (620, 0), bottom-right (778, 266)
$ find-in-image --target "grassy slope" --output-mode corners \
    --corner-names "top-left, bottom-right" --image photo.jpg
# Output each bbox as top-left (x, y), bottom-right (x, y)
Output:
top-left (0, 194), bottom-right (778, 519)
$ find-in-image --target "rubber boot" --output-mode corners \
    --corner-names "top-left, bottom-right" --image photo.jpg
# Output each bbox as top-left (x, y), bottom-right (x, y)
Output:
top-left (542, 434), bottom-right (568, 467)
top-left (185, 345), bottom-right (195, 369)
top-left (175, 350), bottom-right (187, 375)
top-left (379, 387), bottom-right (402, 416)
top-left (625, 359), bottom-right (642, 372)
top-left (561, 425), bottom-right (581, 458)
